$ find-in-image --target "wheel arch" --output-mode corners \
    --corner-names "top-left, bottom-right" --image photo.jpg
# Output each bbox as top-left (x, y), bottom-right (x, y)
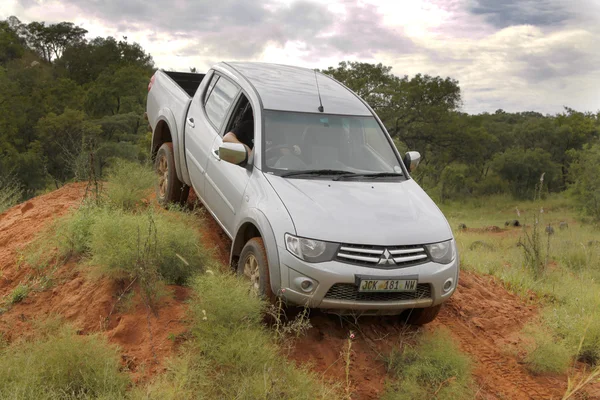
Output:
top-left (231, 211), bottom-right (281, 295)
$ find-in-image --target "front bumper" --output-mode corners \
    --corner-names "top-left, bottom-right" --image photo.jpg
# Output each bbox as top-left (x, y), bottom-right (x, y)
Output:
top-left (277, 246), bottom-right (459, 315)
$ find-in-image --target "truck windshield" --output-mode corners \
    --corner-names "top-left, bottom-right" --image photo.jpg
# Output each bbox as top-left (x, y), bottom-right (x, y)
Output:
top-left (262, 110), bottom-right (404, 177)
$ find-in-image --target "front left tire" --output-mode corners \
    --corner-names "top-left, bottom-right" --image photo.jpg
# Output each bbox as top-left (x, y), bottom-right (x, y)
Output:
top-left (237, 237), bottom-right (275, 302)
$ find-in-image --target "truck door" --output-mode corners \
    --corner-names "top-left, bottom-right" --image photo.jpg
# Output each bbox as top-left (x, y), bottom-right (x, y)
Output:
top-left (184, 72), bottom-right (239, 205)
top-left (204, 92), bottom-right (254, 236)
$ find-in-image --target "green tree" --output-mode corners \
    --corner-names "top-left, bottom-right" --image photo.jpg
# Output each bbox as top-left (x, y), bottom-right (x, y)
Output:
top-left (568, 143), bottom-right (600, 221)
top-left (0, 19), bottom-right (25, 65)
top-left (22, 20), bottom-right (87, 63)
top-left (491, 147), bottom-right (561, 198)
top-left (36, 109), bottom-right (102, 187)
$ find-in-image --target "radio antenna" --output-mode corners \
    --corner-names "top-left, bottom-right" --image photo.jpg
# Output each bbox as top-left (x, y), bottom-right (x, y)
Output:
top-left (314, 70), bottom-right (324, 112)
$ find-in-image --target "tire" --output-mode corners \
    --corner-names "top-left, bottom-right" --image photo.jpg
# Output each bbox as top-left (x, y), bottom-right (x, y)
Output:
top-left (403, 304), bottom-right (442, 325)
top-left (155, 142), bottom-right (189, 207)
top-left (237, 237), bottom-right (275, 302)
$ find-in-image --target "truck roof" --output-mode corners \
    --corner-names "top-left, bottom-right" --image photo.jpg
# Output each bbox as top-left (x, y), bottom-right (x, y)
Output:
top-left (222, 62), bottom-right (372, 116)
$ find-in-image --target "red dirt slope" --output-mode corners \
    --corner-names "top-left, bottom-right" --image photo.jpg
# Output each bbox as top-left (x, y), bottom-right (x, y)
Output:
top-left (0, 184), bottom-right (189, 382)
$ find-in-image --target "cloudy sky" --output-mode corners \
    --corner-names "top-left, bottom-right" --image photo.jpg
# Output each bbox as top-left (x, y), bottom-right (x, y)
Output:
top-left (2, 0), bottom-right (599, 114)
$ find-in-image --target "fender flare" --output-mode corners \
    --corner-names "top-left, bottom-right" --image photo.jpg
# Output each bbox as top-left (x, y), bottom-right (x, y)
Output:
top-left (231, 210), bottom-right (282, 295)
top-left (152, 108), bottom-right (184, 183)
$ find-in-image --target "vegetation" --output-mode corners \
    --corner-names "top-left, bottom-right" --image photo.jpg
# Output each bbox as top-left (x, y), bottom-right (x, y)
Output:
top-left (0, 173), bottom-right (22, 214)
top-left (0, 322), bottom-right (129, 399)
top-left (1, 16), bottom-right (598, 220)
top-left (443, 194), bottom-right (600, 373)
top-left (135, 272), bottom-right (339, 399)
top-left (382, 329), bottom-right (474, 399)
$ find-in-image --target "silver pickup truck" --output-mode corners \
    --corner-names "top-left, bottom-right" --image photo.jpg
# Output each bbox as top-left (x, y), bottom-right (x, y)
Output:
top-left (146, 62), bottom-right (458, 324)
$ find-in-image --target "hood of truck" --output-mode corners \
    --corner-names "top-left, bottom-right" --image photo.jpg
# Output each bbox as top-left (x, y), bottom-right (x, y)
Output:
top-left (264, 175), bottom-right (452, 246)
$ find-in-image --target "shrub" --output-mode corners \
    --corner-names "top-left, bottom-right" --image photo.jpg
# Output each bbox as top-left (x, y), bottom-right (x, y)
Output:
top-left (568, 143), bottom-right (600, 222)
top-left (104, 159), bottom-right (155, 210)
top-left (0, 173), bottom-right (23, 214)
top-left (0, 324), bottom-right (129, 399)
top-left (135, 272), bottom-right (339, 399)
top-left (522, 324), bottom-right (572, 374)
top-left (9, 284), bottom-right (29, 304)
top-left (491, 147), bottom-right (561, 198)
top-left (89, 208), bottom-right (208, 285)
top-left (382, 329), bottom-right (474, 399)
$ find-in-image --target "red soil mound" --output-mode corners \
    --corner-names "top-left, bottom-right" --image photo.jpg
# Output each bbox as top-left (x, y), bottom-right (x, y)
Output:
top-left (0, 184), bottom-right (189, 382)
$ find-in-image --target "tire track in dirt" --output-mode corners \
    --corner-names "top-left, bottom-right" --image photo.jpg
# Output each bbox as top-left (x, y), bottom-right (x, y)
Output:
top-left (433, 271), bottom-right (566, 399)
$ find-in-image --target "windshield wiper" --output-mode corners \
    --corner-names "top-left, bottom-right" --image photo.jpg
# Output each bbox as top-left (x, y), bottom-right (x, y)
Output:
top-left (280, 169), bottom-right (351, 178)
top-left (332, 172), bottom-right (403, 181)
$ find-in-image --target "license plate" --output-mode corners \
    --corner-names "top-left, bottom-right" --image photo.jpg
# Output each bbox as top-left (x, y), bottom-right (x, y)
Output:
top-left (358, 279), bottom-right (417, 292)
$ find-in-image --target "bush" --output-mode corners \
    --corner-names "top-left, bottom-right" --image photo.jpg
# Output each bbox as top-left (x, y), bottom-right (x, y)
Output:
top-left (104, 159), bottom-right (155, 210)
top-left (9, 284), bottom-right (29, 304)
top-left (0, 173), bottom-right (23, 214)
top-left (135, 272), bottom-right (339, 399)
top-left (491, 147), bottom-right (561, 198)
top-left (382, 329), bottom-right (474, 399)
top-left (568, 143), bottom-right (600, 222)
top-left (89, 208), bottom-right (208, 285)
top-left (0, 324), bottom-right (129, 399)
top-left (522, 324), bottom-right (572, 374)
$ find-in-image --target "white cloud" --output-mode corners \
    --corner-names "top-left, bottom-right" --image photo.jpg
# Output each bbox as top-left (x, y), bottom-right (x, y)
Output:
top-left (2, 0), bottom-right (600, 114)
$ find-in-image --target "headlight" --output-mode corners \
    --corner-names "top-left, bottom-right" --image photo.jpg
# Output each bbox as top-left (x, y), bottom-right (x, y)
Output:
top-left (285, 234), bottom-right (339, 263)
top-left (425, 239), bottom-right (456, 264)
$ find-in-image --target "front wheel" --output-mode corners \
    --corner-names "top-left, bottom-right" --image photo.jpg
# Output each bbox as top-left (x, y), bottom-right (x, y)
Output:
top-left (155, 142), bottom-right (189, 207)
top-left (237, 237), bottom-right (275, 302)
top-left (403, 304), bottom-right (442, 325)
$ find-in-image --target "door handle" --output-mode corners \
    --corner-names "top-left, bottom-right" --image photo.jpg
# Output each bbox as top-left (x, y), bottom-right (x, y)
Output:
top-left (187, 117), bottom-right (195, 128)
top-left (212, 148), bottom-right (220, 160)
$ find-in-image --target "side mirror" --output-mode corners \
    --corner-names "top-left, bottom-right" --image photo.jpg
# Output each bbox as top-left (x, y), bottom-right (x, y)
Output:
top-left (219, 142), bottom-right (248, 166)
top-left (403, 151), bottom-right (421, 172)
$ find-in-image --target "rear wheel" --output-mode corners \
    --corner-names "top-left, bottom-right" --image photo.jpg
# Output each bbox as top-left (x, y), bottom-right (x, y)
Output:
top-left (237, 237), bottom-right (275, 302)
top-left (155, 142), bottom-right (189, 207)
top-left (403, 304), bottom-right (442, 325)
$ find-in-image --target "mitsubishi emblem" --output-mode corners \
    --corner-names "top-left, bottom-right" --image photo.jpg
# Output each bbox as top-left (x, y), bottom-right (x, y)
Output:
top-left (378, 249), bottom-right (396, 265)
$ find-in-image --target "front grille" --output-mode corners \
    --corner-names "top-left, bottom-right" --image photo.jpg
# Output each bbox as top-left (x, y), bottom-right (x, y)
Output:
top-left (336, 243), bottom-right (429, 269)
top-left (324, 283), bottom-right (432, 302)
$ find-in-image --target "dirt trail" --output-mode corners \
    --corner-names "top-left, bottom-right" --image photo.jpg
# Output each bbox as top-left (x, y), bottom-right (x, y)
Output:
top-left (0, 184), bottom-right (190, 382)
top-left (0, 185), bottom-right (596, 398)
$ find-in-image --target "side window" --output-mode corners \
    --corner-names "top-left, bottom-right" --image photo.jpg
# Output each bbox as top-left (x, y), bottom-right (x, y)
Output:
top-left (203, 74), bottom-right (219, 105)
top-left (204, 76), bottom-right (239, 130)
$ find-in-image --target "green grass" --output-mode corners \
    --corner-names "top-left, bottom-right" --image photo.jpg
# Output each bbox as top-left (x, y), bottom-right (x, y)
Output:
top-left (134, 271), bottom-right (340, 400)
top-left (0, 322), bottom-right (129, 399)
top-left (9, 284), bottom-right (30, 304)
top-left (88, 207), bottom-right (209, 285)
top-left (443, 193), bottom-right (600, 367)
top-left (104, 159), bottom-right (155, 210)
top-left (382, 329), bottom-right (474, 399)
top-left (0, 173), bottom-right (23, 214)
top-left (521, 324), bottom-right (572, 375)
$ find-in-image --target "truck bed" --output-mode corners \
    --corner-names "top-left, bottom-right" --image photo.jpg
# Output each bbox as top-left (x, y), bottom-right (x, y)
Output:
top-left (164, 71), bottom-right (206, 97)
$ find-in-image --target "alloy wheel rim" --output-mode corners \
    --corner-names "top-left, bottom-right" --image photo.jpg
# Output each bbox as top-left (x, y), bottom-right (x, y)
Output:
top-left (243, 254), bottom-right (260, 293)
top-left (157, 155), bottom-right (168, 197)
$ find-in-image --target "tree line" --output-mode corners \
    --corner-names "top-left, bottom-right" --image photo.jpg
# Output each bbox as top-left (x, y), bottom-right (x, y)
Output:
top-left (1, 17), bottom-right (599, 219)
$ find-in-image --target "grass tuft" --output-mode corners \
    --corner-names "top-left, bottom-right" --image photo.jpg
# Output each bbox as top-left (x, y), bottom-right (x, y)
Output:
top-left (9, 284), bottom-right (30, 304)
top-left (522, 324), bottom-right (572, 374)
top-left (104, 159), bottom-right (155, 210)
top-left (135, 271), bottom-right (339, 399)
top-left (382, 328), bottom-right (474, 399)
top-left (0, 173), bottom-right (23, 214)
top-left (0, 323), bottom-right (129, 399)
